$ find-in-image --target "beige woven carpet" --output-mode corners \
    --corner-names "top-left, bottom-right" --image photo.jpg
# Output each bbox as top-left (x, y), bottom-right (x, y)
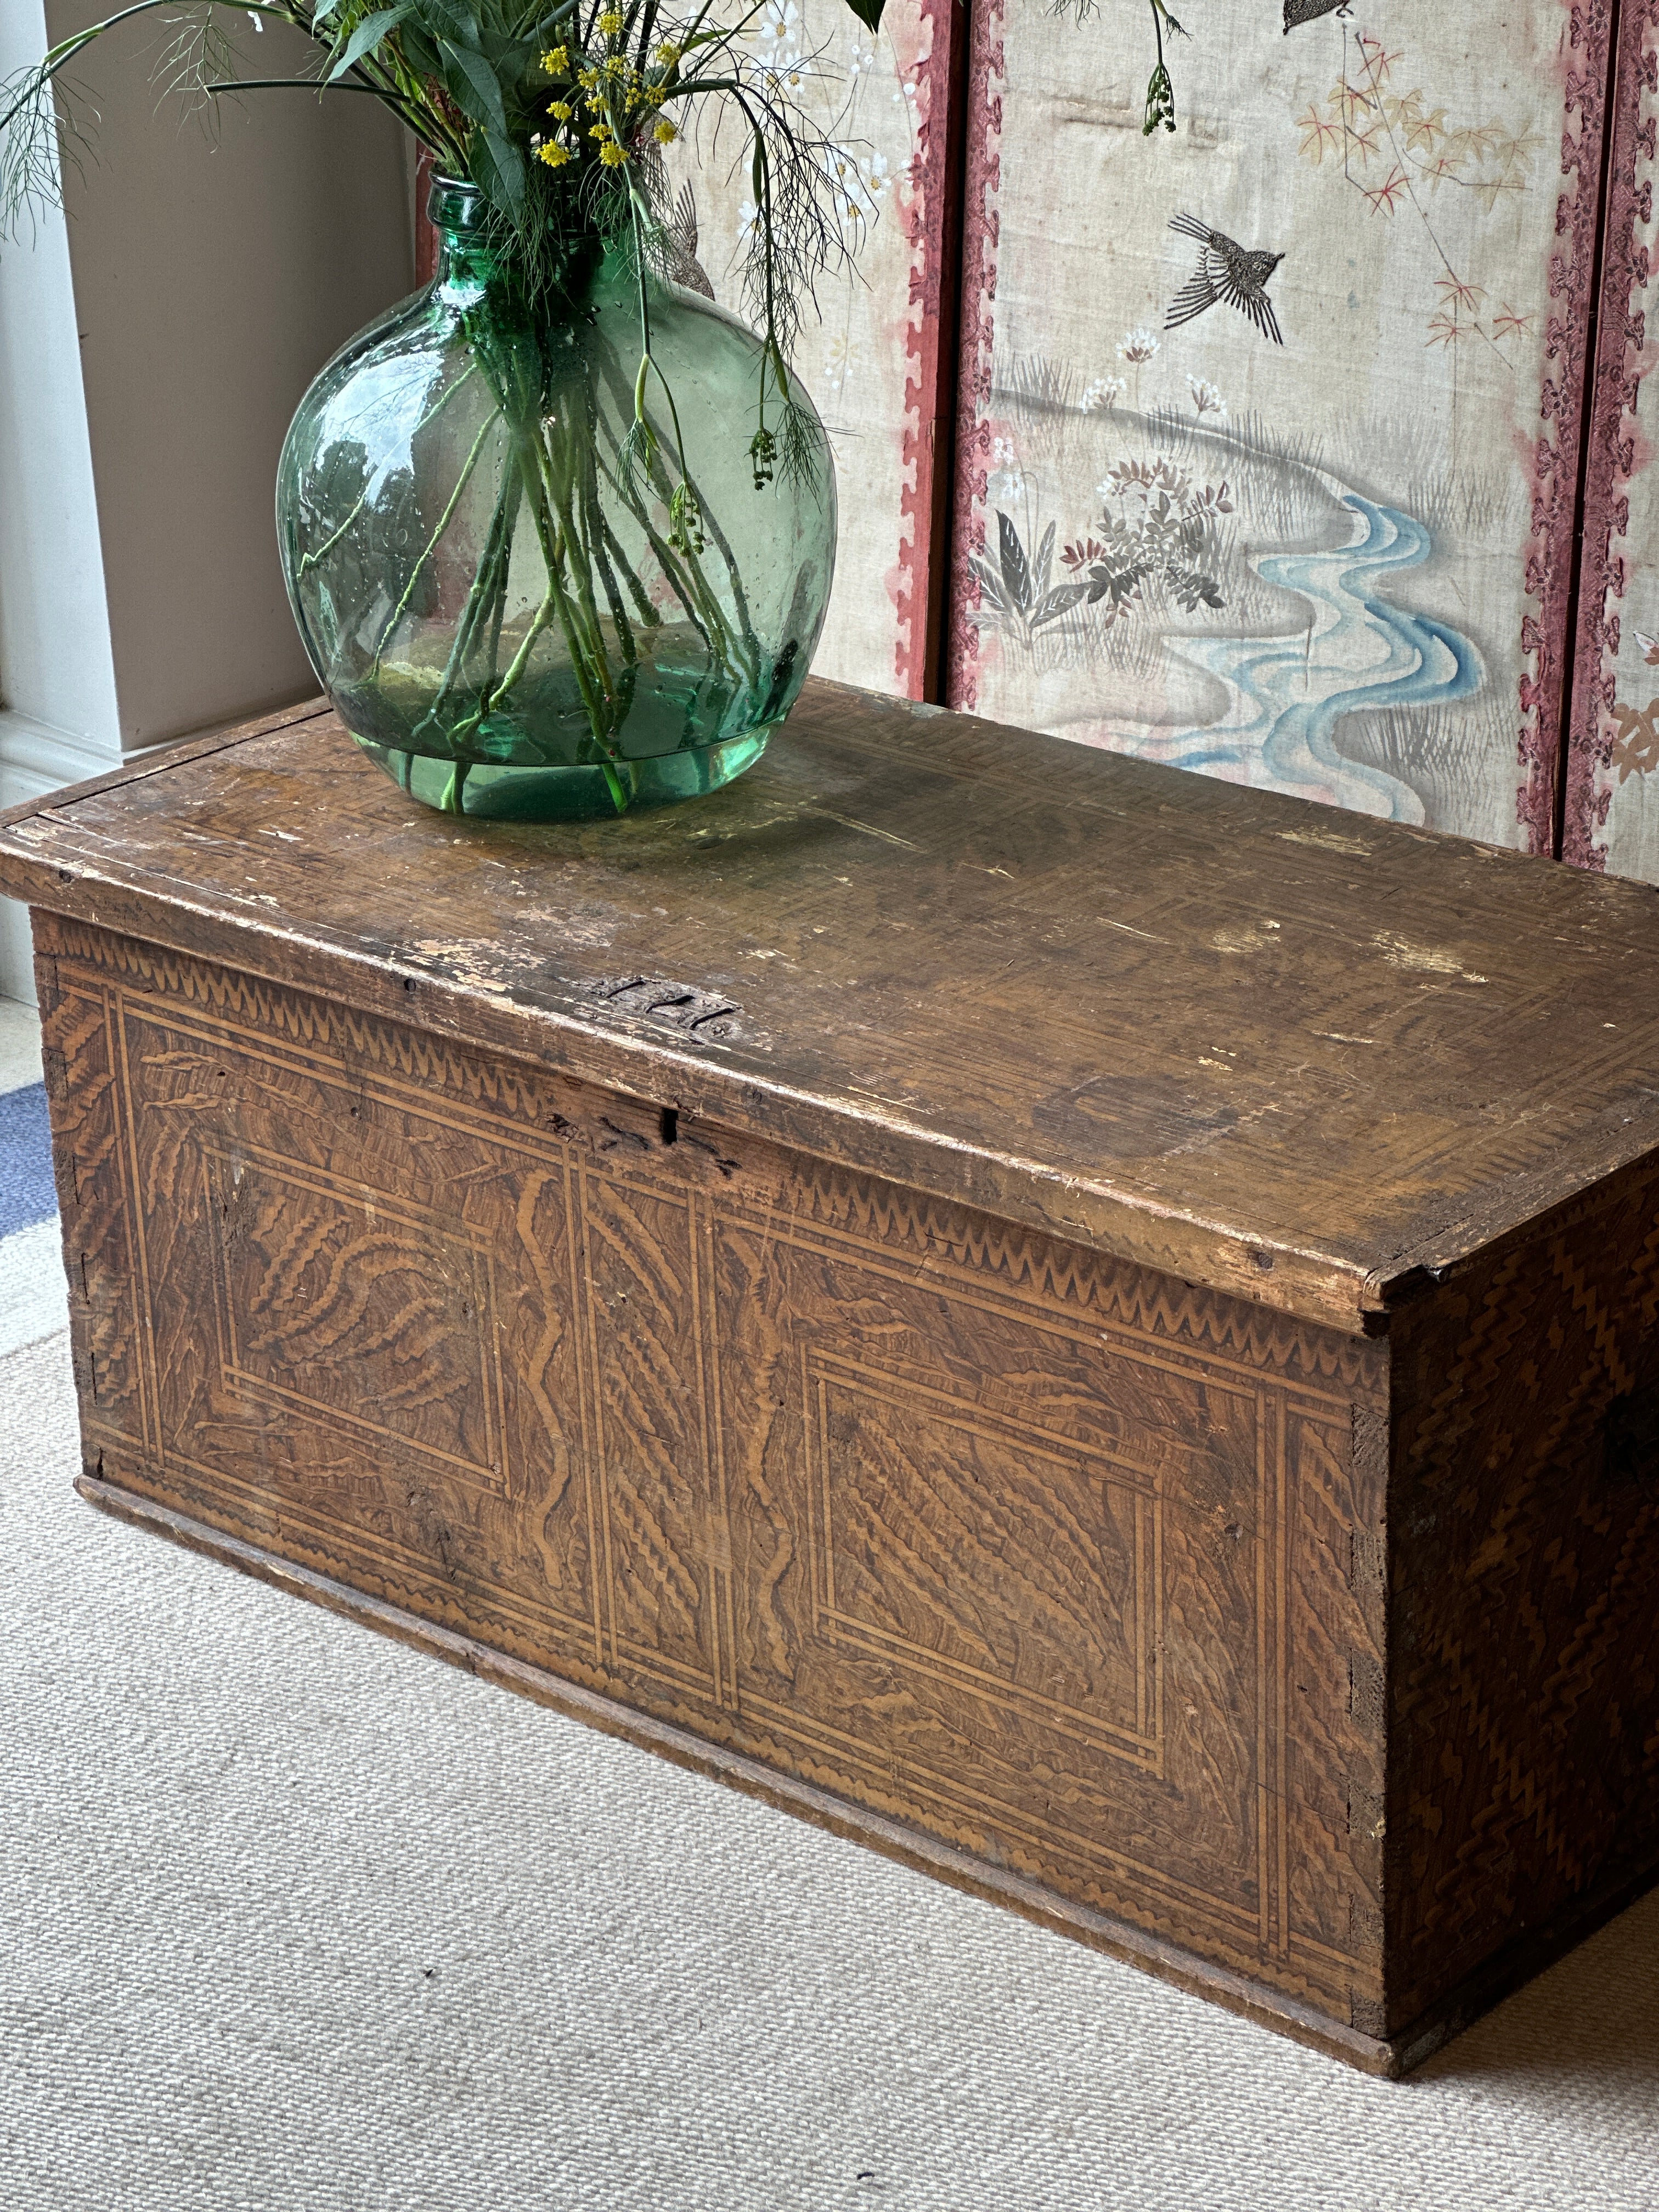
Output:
top-left (3, 1323), bottom-right (1657, 2210)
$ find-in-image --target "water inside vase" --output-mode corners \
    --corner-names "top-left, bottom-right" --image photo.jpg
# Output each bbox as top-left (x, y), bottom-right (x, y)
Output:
top-left (333, 611), bottom-right (792, 769)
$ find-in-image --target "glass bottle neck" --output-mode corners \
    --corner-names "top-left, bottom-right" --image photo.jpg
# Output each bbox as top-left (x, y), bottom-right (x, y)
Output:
top-left (427, 176), bottom-right (612, 309)
top-left (434, 231), bottom-right (506, 303)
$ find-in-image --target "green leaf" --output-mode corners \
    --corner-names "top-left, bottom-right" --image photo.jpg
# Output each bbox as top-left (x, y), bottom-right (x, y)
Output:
top-left (326, 4), bottom-right (413, 83)
top-left (968, 555), bottom-right (1007, 614)
top-left (417, 1), bottom-right (481, 44)
top-left (998, 511), bottom-right (1030, 613)
top-left (1031, 581), bottom-right (1090, 627)
top-left (438, 38), bottom-right (509, 135)
top-left (473, 126), bottom-right (525, 216)
top-left (398, 24), bottom-right (441, 72)
top-left (839, 0), bottom-right (885, 29)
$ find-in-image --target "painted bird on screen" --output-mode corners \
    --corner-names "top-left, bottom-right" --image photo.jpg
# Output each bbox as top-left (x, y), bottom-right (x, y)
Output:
top-left (1164, 214), bottom-right (1285, 345)
top-left (1282, 0), bottom-right (1351, 29)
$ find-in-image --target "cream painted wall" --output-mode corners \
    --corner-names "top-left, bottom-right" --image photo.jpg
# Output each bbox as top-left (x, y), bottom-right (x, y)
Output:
top-left (0, 4), bottom-right (415, 998)
top-left (0, 7), bottom-right (121, 758)
top-left (48, 0), bottom-right (416, 746)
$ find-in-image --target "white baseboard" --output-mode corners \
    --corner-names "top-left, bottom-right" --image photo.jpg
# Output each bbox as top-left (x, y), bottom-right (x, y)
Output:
top-left (0, 708), bottom-right (119, 796)
top-left (0, 710), bottom-right (123, 1006)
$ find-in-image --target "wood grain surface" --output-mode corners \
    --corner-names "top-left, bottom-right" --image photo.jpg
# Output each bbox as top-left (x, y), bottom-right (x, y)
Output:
top-left (33, 913), bottom-right (1391, 2025)
top-left (70, 1464), bottom-right (1398, 2072)
top-left (1386, 1158), bottom-right (1659, 2032)
top-left (7, 686), bottom-right (1659, 1337)
top-left (9, 687), bottom-right (1659, 2070)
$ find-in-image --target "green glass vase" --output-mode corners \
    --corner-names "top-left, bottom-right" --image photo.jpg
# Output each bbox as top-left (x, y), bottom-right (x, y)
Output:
top-left (276, 178), bottom-right (837, 821)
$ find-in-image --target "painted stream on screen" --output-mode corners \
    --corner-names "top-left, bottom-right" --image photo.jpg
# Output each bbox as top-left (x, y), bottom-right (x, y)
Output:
top-left (1151, 493), bottom-right (1483, 823)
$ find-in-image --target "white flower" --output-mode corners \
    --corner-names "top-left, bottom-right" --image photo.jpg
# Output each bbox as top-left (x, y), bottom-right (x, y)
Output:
top-left (1082, 375), bottom-right (1127, 412)
top-left (1189, 376), bottom-right (1227, 418)
top-left (823, 145), bottom-right (890, 233)
top-left (752, 0), bottom-right (802, 79)
top-left (822, 149), bottom-right (865, 229)
top-left (823, 333), bottom-right (859, 393)
top-left (848, 36), bottom-right (878, 75)
top-left (737, 197), bottom-right (760, 245)
top-left (1116, 326), bottom-right (1160, 365)
top-left (989, 436), bottom-right (1026, 501)
top-left (755, 0), bottom-right (800, 51)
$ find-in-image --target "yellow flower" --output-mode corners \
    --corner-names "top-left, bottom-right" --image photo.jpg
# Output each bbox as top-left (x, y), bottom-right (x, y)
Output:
top-left (598, 8), bottom-right (624, 33)
top-left (589, 120), bottom-right (613, 138)
top-left (540, 44), bottom-right (568, 72)
top-left (653, 40), bottom-right (680, 65)
top-left (599, 138), bottom-right (628, 166)
top-left (537, 140), bottom-right (573, 167)
top-left (549, 100), bottom-right (573, 119)
top-left (653, 117), bottom-right (678, 143)
top-left (642, 83), bottom-right (665, 106)
top-left (577, 64), bottom-right (599, 88)
top-left (603, 54), bottom-right (628, 76)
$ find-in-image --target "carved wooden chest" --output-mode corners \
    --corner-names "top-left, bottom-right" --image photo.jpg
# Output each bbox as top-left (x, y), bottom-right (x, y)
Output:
top-left (4, 684), bottom-right (1658, 2075)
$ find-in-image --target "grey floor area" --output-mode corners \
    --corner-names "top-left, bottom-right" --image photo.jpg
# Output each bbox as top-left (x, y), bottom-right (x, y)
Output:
top-left (4, 1317), bottom-right (1659, 2209)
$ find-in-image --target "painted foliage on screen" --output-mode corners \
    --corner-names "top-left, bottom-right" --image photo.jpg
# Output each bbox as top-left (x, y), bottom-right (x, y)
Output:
top-left (955, 4), bottom-right (1591, 849)
top-left (664, 0), bottom-right (951, 696)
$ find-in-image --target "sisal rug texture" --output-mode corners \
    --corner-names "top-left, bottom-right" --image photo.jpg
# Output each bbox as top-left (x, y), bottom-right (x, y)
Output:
top-left (3, 1318), bottom-right (1659, 2210)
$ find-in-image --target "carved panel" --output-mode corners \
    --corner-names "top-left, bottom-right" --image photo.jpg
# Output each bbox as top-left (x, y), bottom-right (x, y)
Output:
top-left (804, 1344), bottom-right (1160, 1770)
top-left (203, 1144), bottom-right (511, 1497)
top-left (38, 916), bottom-right (1387, 2024)
top-left (703, 1202), bottom-right (1303, 1953)
top-left (1386, 1163), bottom-right (1659, 2029)
top-left (573, 1166), bottom-right (730, 1706)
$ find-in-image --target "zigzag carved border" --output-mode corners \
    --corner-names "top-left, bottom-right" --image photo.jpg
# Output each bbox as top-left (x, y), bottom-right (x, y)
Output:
top-left (40, 916), bottom-right (1385, 1402)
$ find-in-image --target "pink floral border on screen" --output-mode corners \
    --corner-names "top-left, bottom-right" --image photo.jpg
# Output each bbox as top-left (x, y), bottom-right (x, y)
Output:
top-left (1562, 0), bottom-right (1657, 867)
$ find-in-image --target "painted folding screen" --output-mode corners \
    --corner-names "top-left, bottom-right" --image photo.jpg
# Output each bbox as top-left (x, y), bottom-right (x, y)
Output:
top-left (1565, 0), bottom-right (1659, 879)
top-left (946, 0), bottom-right (1611, 849)
top-left (664, 0), bottom-right (964, 699)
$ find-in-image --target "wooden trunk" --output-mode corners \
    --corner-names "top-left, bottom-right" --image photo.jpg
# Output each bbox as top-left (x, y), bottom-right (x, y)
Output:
top-left (4, 685), bottom-right (1658, 2075)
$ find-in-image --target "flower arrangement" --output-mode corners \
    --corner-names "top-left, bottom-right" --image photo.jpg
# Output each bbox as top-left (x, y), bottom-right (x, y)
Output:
top-left (0, 3), bottom-right (910, 816)
top-left (0, 3), bottom-right (1164, 822)
top-left (1, 1), bottom-right (894, 489)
